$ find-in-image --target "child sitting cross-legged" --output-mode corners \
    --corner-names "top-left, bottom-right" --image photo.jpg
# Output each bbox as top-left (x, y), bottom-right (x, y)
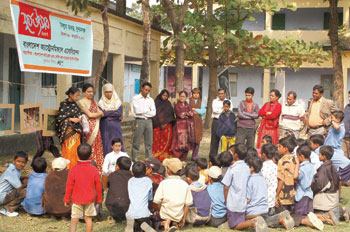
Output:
top-left (219, 151), bottom-right (233, 178)
top-left (21, 157), bottom-right (48, 216)
top-left (102, 138), bottom-right (129, 174)
top-left (196, 157), bottom-right (208, 185)
top-left (105, 156), bottom-right (132, 222)
top-left (185, 165), bottom-right (211, 226)
top-left (0, 151), bottom-right (28, 217)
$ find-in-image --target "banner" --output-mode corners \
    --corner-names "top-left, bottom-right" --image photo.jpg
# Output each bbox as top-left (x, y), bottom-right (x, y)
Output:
top-left (10, 0), bottom-right (93, 76)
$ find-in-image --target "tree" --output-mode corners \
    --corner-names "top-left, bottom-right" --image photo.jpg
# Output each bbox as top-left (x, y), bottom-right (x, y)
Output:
top-left (327, 0), bottom-right (344, 107)
top-left (67, 0), bottom-right (109, 89)
top-left (180, 0), bottom-right (329, 128)
top-left (140, 0), bottom-right (151, 85)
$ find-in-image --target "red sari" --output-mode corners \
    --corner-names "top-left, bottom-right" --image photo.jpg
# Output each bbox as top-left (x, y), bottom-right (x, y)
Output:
top-left (257, 101), bottom-right (282, 149)
top-left (171, 101), bottom-right (195, 161)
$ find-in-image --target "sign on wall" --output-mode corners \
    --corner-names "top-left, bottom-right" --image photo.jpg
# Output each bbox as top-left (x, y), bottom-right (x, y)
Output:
top-left (10, 0), bottom-right (93, 76)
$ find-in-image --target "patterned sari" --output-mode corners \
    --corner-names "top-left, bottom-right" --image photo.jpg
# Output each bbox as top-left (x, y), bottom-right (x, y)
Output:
top-left (78, 98), bottom-right (104, 172)
top-left (56, 99), bottom-right (82, 169)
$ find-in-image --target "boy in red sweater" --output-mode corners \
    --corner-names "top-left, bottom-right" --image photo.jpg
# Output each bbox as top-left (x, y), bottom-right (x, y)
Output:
top-left (64, 144), bottom-right (102, 232)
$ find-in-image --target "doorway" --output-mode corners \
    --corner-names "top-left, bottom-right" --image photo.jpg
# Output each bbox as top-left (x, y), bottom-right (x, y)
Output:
top-left (8, 48), bottom-right (22, 125)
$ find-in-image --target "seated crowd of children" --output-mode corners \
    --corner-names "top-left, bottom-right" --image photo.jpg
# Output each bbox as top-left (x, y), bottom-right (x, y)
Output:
top-left (1, 110), bottom-right (350, 232)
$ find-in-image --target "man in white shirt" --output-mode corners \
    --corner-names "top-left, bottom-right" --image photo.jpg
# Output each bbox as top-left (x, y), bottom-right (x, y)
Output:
top-left (131, 82), bottom-right (156, 161)
top-left (279, 91), bottom-right (305, 139)
top-left (209, 88), bottom-right (233, 156)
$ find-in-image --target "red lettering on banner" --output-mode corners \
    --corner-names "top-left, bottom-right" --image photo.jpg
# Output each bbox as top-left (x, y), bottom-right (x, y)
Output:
top-left (18, 2), bottom-right (51, 40)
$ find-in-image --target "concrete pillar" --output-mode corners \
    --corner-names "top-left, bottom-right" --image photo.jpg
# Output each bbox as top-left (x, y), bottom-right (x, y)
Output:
top-left (266, 12), bottom-right (272, 31)
top-left (150, 60), bottom-right (160, 99)
top-left (112, 54), bottom-right (125, 101)
top-left (263, 68), bottom-right (271, 103)
top-left (343, 65), bottom-right (348, 107)
top-left (344, 6), bottom-right (349, 28)
top-left (192, 64), bottom-right (199, 88)
top-left (56, 75), bottom-right (72, 108)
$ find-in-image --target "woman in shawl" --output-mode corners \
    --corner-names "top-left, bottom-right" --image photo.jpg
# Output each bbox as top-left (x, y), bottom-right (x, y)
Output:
top-left (256, 89), bottom-right (282, 149)
top-left (186, 88), bottom-right (206, 161)
top-left (170, 91), bottom-right (195, 161)
top-left (77, 83), bottom-right (104, 172)
top-left (56, 87), bottom-right (83, 169)
top-left (99, 83), bottom-right (123, 156)
top-left (152, 89), bottom-right (175, 161)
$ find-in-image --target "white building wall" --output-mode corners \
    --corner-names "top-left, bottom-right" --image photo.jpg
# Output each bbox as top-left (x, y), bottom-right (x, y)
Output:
top-left (123, 63), bottom-right (141, 103)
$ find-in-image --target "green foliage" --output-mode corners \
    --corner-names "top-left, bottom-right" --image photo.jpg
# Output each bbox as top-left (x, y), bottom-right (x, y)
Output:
top-left (66, 0), bottom-right (92, 15)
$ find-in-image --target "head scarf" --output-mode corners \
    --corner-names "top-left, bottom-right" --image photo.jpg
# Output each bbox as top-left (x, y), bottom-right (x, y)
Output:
top-left (98, 83), bottom-right (122, 111)
top-left (152, 89), bottom-right (175, 128)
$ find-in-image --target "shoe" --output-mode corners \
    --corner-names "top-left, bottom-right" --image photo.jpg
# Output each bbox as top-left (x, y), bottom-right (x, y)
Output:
top-left (308, 212), bottom-right (324, 231)
top-left (125, 219), bottom-right (134, 232)
top-left (254, 216), bottom-right (268, 232)
top-left (0, 208), bottom-right (19, 217)
top-left (140, 222), bottom-right (157, 232)
top-left (279, 210), bottom-right (294, 230)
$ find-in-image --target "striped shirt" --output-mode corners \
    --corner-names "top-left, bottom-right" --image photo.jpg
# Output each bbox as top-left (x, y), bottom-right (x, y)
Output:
top-left (280, 102), bottom-right (305, 131)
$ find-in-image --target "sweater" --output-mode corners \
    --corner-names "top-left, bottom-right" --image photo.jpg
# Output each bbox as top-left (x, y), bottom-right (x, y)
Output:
top-left (64, 161), bottom-right (103, 205)
top-left (237, 100), bottom-right (260, 129)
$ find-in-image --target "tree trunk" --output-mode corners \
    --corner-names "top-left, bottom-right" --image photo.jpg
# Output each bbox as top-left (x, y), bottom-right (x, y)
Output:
top-left (328, 0), bottom-right (344, 108)
top-left (140, 0), bottom-right (151, 86)
top-left (94, 0), bottom-right (109, 89)
top-left (175, 38), bottom-right (185, 92)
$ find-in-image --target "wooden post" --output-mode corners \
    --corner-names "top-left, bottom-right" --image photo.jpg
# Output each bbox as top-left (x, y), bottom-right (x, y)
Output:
top-left (112, 54), bottom-right (125, 101)
top-left (263, 68), bottom-right (271, 103)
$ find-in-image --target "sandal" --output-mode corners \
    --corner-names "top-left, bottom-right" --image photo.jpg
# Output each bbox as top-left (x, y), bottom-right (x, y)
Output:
top-left (140, 222), bottom-right (157, 232)
top-left (254, 216), bottom-right (268, 232)
top-left (307, 212), bottom-right (324, 231)
top-left (279, 210), bottom-right (295, 230)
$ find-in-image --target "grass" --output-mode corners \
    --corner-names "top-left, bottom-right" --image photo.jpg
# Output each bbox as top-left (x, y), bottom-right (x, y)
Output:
top-left (1, 130), bottom-right (350, 231)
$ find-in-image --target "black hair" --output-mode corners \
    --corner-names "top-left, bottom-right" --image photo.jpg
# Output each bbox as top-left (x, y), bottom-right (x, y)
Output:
top-left (332, 110), bottom-right (344, 122)
top-left (132, 162), bottom-right (146, 178)
top-left (261, 143), bottom-right (278, 159)
top-left (117, 157), bottom-right (132, 171)
top-left (313, 85), bottom-right (324, 94)
top-left (211, 175), bottom-right (223, 183)
top-left (279, 136), bottom-right (297, 153)
top-left (249, 157), bottom-right (263, 173)
top-left (192, 88), bottom-right (201, 94)
top-left (245, 87), bottom-right (255, 95)
top-left (223, 100), bottom-right (231, 106)
top-left (219, 151), bottom-right (233, 167)
top-left (14, 151), bottom-right (28, 162)
top-left (217, 88), bottom-right (226, 93)
top-left (32, 157), bottom-right (47, 173)
top-left (159, 89), bottom-right (170, 97)
top-left (319, 146), bottom-right (334, 160)
top-left (245, 148), bottom-right (258, 164)
top-left (270, 89), bottom-right (281, 99)
top-left (262, 135), bottom-right (273, 144)
top-left (185, 166), bottom-right (199, 181)
top-left (196, 158), bottom-right (208, 170)
top-left (65, 87), bottom-right (80, 96)
top-left (209, 154), bottom-right (221, 167)
top-left (273, 153), bottom-right (281, 163)
top-left (233, 143), bottom-right (248, 160)
top-left (77, 144), bottom-right (92, 160)
top-left (296, 138), bottom-right (307, 147)
top-left (82, 83), bottom-right (94, 93)
top-left (179, 90), bottom-right (188, 97)
top-left (309, 134), bottom-right (325, 146)
top-left (142, 81), bottom-right (152, 88)
top-left (287, 91), bottom-right (297, 99)
top-left (111, 138), bottom-right (123, 146)
top-left (184, 162), bottom-right (197, 174)
top-left (296, 144), bottom-right (311, 159)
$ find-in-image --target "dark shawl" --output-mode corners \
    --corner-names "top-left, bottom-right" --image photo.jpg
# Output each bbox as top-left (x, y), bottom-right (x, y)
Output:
top-left (56, 98), bottom-right (82, 144)
top-left (189, 97), bottom-right (203, 144)
top-left (152, 93), bottom-right (175, 128)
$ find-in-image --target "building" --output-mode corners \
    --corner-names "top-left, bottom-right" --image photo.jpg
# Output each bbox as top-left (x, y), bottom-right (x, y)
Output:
top-left (160, 0), bottom-right (350, 109)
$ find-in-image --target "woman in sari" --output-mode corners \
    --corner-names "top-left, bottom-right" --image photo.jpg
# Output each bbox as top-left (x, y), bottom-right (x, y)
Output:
top-left (78, 83), bottom-right (104, 172)
top-left (187, 88), bottom-right (206, 161)
top-left (152, 89), bottom-right (175, 161)
top-left (170, 91), bottom-right (195, 161)
top-left (56, 87), bottom-right (82, 169)
top-left (99, 83), bottom-right (123, 156)
top-left (256, 89), bottom-right (282, 149)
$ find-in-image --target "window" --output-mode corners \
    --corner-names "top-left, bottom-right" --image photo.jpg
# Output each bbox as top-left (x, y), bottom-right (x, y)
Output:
top-left (229, 73), bottom-right (238, 97)
top-left (272, 13), bottom-right (285, 30)
top-left (41, 73), bottom-right (56, 88)
top-left (72, 75), bottom-right (86, 89)
top-left (323, 12), bottom-right (343, 30)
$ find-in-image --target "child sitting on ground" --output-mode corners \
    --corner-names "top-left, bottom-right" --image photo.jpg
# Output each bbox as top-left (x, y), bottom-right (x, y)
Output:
top-left (185, 166), bottom-right (211, 226)
top-left (64, 144), bottom-right (103, 232)
top-left (309, 134), bottom-right (324, 155)
top-left (196, 157), bottom-right (208, 185)
top-left (257, 135), bottom-right (273, 157)
top-left (217, 100), bottom-right (237, 152)
top-left (153, 158), bottom-right (193, 231)
top-left (260, 143), bottom-right (278, 215)
top-left (219, 151), bottom-right (233, 177)
top-left (105, 157), bottom-right (132, 222)
top-left (206, 166), bottom-right (227, 227)
top-left (125, 162), bottom-right (153, 232)
top-left (42, 157), bottom-right (71, 218)
top-left (209, 153), bottom-right (221, 167)
top-left (22, 157), bottom-right (48, 216)
top-left (0, 151), bottom-right (28, 217)
top-left (102, 138), bottom-right (129, 174)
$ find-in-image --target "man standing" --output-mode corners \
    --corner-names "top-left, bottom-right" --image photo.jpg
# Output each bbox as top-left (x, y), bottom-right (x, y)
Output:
top-left (236, 87), bottom-right (260, 148)
top-left (210, 88), bottom-right (232, 156)
top-left (131, 82), bottom-right (156, 161)
top-left (279, 91), bottom-right (305, 139)
top-left (343, 91), bottom-right (350, 158)
top-left (307, 85), bottom-right (336, 138)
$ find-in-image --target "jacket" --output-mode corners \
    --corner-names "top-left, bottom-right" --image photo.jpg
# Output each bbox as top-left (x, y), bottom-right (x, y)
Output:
top-left (216, 111), bottom-right (237, 138)
top-left (307, 97), bottom-right (337, 128)
top-left (237, 100), bottom-right (260, 129)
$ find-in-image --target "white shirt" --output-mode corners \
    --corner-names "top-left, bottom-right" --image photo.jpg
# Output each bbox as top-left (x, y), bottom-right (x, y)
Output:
top-left (102, 151), bottom-right (129, 173)
top-left (131, 94), bottom-right (156, 119)
top-left (261, 160), bottom-right (277, 208)
top-left (211, 98), bottom-right (233, 119)
top-left (280, 102), bottom-right (305, 131)
top-left (310, 151), bottom-right (322, 173)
